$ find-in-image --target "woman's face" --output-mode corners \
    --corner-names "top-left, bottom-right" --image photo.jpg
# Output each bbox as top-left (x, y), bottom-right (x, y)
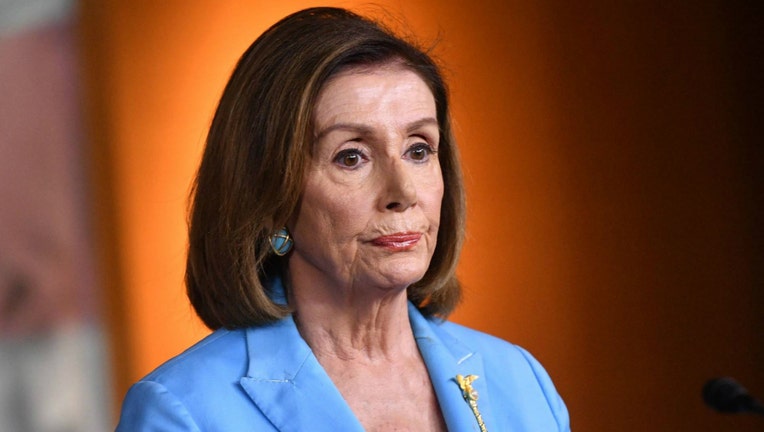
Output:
top-left (289, 64), bottom-right (444, 294)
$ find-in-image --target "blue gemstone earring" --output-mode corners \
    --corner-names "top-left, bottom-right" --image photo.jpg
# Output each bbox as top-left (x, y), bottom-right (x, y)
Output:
top-left (269, 227), bottom-right (293, 256)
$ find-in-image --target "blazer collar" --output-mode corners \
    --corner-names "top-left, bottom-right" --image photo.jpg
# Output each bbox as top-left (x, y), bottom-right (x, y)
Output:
top-left (239, 315), bottom-right (365, 432)
top-left (409, 302), bottom-right (495, 431)
top-left (239, 279), bottom-right (492, 431)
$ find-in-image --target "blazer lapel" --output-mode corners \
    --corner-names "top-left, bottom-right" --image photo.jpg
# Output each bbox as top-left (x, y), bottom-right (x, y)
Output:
top-left (239, 316), bottom-right (364, 432)
top-left (409, 303), bottom-right (496, 432)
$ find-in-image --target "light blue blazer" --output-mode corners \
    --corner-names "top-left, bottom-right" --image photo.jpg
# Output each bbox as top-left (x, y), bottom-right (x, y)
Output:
top-left (117, 282), bottom-right (570, 431)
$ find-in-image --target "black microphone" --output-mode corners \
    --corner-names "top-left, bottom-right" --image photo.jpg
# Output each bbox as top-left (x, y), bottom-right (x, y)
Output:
top-left (703, 377), bottom-right (764, 415)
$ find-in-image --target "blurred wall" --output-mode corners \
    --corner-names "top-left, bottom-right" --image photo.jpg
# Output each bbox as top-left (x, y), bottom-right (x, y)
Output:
top-left (79, 1), bottom-right (762, 430)
top-left (0, 0), bottom-right (111, 430)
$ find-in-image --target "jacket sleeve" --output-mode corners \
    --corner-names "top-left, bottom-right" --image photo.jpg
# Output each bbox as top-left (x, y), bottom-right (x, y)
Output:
top-left (516, 346), bottom-right (571, 431)
top-left (116, 380), bottom-right (202, 432)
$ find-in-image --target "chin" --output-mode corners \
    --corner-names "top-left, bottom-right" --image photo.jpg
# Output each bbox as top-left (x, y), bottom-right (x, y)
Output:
top-left (370, 260), bottom-right (429, 291)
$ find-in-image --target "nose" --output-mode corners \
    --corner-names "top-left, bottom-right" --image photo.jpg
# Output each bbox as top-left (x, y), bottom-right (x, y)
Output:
top-left (378, 158), bottom-right (417, 212)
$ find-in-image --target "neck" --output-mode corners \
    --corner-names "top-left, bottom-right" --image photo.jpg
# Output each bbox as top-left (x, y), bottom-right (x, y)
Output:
top-left (287, 272), bottom-right (419, 363)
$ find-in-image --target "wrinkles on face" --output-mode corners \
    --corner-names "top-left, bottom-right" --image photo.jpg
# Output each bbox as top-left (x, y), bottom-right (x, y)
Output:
top-left (288, 65), bottom-right (443, 300)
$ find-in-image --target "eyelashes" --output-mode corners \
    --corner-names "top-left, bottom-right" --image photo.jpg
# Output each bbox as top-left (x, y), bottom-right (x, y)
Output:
top-left (407, 142), bottom-right (437, 161)
top-left (332, 142), bottom-right (437, 169)
top-left (334, 148), bottom-right (366, 168)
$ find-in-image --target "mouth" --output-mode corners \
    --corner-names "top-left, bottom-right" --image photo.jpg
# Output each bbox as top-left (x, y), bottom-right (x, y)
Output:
top-left (370, 232), bottom-right (422, 251)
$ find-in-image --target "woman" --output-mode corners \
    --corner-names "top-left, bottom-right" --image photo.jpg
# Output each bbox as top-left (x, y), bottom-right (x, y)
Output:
top-left (117, 7), bottom-right (569, 431)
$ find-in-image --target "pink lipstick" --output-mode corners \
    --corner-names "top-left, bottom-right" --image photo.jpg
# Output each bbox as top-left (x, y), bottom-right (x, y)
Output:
top-left (371, 232), bottom-right (422, 251)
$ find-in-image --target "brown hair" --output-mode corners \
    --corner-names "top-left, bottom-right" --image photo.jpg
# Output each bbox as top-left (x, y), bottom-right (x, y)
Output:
top-left (186, 7), bottom-right (465, 329)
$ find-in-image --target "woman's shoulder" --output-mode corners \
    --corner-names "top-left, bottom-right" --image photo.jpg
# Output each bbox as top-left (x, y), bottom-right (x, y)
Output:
top-left (117, 328), bottom-right (259, 431)
top-left (429, 317), bottom-right (529, 358)
top-left (436, 319), bottom-right (510, 344)
top-left (410, 303), bottom-right (535, 363)
top-left (140, 327), bottom-right (248, 387)
top-left (436, 319), bottom-right (556, 375)
top-left (438, 319), bottom-right (551, 374)
top-left (412, 307), bottom-right (555, 380)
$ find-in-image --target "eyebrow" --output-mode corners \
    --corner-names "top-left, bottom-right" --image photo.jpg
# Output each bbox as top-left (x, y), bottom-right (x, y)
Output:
top-left (315, 117), bottom-right (438, 140)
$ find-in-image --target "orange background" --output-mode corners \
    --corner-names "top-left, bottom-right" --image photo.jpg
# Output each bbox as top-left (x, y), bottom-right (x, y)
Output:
top-left (79, 1), bottom-right (763, 430)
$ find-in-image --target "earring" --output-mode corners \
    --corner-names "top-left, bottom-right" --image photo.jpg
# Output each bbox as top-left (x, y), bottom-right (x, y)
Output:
top-left (269, 227), bottom-right (293, 256)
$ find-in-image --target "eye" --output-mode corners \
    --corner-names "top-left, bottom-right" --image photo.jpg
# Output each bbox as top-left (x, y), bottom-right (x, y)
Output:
top-left (333, 148), bottom-right (366, 168)
top-left (406, 143), bottom-right (436, 162)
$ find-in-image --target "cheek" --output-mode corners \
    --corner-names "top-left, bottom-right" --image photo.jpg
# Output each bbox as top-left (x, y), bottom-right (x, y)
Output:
top-left (297, 179), bottom-right (367, 242)
top-left (421, 168), bottom-right (445, 222)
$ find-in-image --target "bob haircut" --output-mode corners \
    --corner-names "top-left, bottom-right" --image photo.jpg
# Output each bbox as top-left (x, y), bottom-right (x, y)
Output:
top-left (187, 7), bottom-right (465, 330)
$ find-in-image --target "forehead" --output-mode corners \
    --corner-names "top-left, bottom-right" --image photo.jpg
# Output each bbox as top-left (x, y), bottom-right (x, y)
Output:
top-left (313, 64), bottom-right (435, 125)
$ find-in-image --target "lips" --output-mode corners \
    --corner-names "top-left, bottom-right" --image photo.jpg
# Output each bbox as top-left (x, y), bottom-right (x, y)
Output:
top-left (371, 232), bottom-right (422, 251)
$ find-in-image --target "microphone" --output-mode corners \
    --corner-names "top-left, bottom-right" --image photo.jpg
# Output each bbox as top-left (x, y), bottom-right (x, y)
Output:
top-left (703, 377), bottom-right (764, 415)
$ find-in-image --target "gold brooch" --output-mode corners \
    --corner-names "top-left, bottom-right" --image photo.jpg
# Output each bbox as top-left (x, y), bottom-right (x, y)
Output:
top-left (455, 374), bottom-right (488, 432)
